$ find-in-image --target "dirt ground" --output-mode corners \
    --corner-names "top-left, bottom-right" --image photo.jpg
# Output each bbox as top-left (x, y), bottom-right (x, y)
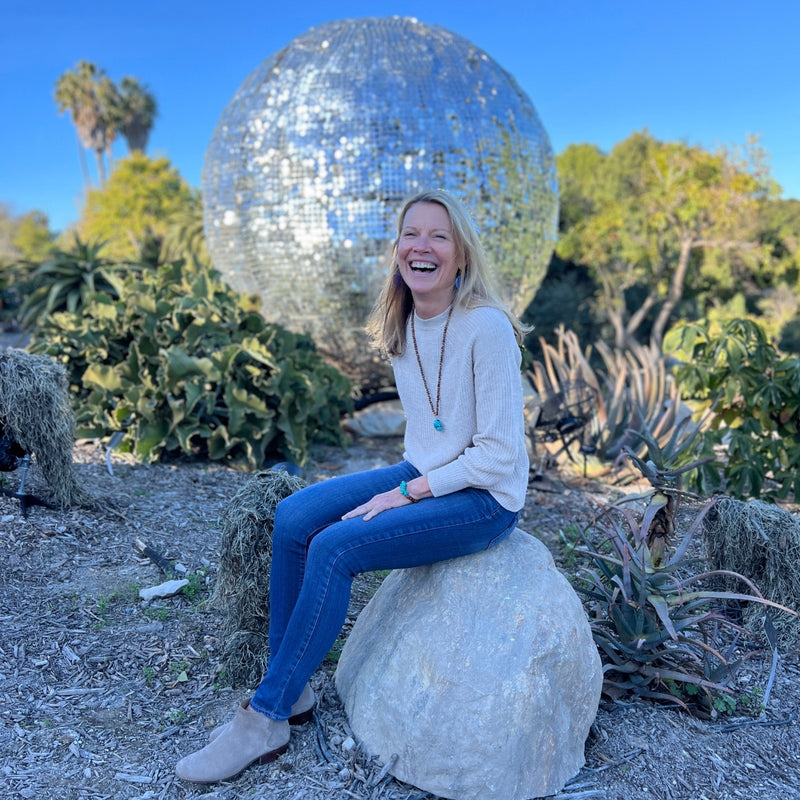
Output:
top-left (1, 435), bottom-right (798, 800)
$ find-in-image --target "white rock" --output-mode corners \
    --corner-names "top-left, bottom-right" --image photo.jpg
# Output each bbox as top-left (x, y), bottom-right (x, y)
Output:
top-left (138, 579), bottom-right (189, 601)
top-left (335, 529), bottom-right (602, 800)
top-left (342, 400), bottom-right (406, 438)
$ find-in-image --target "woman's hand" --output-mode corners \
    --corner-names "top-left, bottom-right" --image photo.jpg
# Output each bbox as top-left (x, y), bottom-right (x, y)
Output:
top-left (342, 477), bottom-right (431, 521)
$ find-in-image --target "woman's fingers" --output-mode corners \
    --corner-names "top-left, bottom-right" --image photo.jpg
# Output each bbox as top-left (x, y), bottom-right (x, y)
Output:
top-left (341, 489), bottom-right (408, 520)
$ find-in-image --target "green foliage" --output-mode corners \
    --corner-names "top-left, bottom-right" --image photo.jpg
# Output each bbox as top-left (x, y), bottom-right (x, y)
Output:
top-left (79, 153), bottom-right (195, 262)
top-left (11, 210), bottom-right (56, 262)
top-left (158, 190), bottom-right (211, 269)
top-left (183, 569), bottom-right (208, 602)
top-left (113, 76), bottom-right (158, 154)
top-left (779, 317), bottom-right (800, 354)
top-left (55, 60), bottom-right (119, 183)
top-left (142, 666), bottom-right (156, 687)
top-left (20, 236), bottom-right (125, 327)
top-left (555, 142), bottom-right (605, 230)
top-left (55, 61), bottom-right (158, 185)
top-left (0, 205), bottom-right (56, 322)
top-left (666, 318), bottom-right (800, 501)
top-left (29, 259), bottom-right (353, 469)
top-left (556, 131), bottom-right (772, 349)
top-left (576, 492), bottom-right (789, 714)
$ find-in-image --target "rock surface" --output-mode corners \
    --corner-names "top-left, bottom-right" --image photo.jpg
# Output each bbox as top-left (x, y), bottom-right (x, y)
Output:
top-left (138, 578), bottom-right (189, 601)
top-left (335, 528), bottom-right (603, 800)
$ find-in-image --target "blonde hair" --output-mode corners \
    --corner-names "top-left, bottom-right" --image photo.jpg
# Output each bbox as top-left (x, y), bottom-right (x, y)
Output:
top-left (367, 189), bottom-right (529, 356)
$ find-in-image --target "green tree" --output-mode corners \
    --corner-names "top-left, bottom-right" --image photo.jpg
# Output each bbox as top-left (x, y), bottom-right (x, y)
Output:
top-left (666, 318), bottom-right (800, 501)
top-left (0, 204), bottom-right (21, 263)
top-left (0, 205), bottom-right (55, 264)
top-left (753, 198), bottom-right (800, 347)
top-left (79, 153), bottom-right (195, 262)
top-left (55, 61), bottom-right (119, 185)
top-left (555, 143), bottom-right (605, 231)
top-left (0, 206), bottom-right (56, 319)
top-left (114, 76), bottom-right (158, 153)
top-left (557, 131), bottom-right (772, 350)
top-left (159, 190), bottom-right (212, 269)
top-left (13, 211), bottom-right (56, 262)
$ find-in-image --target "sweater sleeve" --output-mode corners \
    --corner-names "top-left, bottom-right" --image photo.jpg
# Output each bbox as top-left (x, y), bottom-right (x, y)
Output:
top-left (425, 310), bottom-right (527, 499)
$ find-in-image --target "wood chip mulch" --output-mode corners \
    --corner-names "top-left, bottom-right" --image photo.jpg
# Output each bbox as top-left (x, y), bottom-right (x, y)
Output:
top-left (1, 439), bottom-right (798, 800)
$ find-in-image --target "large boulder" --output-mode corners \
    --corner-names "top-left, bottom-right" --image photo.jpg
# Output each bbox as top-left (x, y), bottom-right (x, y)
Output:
top-left (335, 528), bottom-right (602, 800)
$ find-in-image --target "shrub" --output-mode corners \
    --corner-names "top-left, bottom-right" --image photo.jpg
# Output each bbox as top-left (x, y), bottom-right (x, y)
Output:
top-left (29, 259), bottom-right (352, 469)
top-left (665, 318), bottom-right (800, 501)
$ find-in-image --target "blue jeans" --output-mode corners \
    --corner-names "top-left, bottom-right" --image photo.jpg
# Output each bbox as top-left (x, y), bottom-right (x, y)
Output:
top-left (249, 460), bottom-right (519, 720)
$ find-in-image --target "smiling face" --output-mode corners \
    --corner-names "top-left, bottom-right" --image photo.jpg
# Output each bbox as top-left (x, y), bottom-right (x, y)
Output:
top-left (396, 201), bottom-right (463, 318)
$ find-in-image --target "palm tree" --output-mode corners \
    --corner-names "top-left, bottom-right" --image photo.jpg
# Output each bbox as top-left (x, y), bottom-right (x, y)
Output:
top-left (54, 61), bottom-right (118, 185)
top-left (114, 77), bottom-right (158, 153)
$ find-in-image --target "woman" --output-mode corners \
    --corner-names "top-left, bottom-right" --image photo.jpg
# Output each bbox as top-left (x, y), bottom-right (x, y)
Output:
top-left (176, 189), bottom-right (530, 783)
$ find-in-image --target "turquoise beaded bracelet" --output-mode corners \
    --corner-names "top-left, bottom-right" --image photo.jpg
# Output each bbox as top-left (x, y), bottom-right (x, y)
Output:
top-left (399, 480), bottom-right (418, 503)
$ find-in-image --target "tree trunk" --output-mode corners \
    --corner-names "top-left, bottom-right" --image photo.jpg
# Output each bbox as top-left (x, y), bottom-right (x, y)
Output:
top-left (651, 237), bottom-right (693, 349)
top-left (607, 308), bottom-right (627, 350)
top-left (624, 290), bottom-right (658, 346)
top-left (76, 132), bottom-right (91, 188)
top-left (94, 147), bottom-right (106, 184)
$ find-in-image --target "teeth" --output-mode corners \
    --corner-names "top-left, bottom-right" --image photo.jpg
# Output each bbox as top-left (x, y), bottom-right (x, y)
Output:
top-left (410, 261), bottom-right (436, 271)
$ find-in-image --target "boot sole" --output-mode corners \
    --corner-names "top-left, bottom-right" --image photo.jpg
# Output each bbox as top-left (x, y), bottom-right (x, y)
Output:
top-left (288, 706), bottom-right (315, 726)
top-left (177, 741), bottom-right (290, 783)
top-left (257, 741), bottom-right (290, 765)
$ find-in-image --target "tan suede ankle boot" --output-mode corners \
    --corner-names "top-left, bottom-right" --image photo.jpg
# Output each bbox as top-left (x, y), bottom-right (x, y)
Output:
top-left (175, 700), bottom-right (290, 783)
top-left (208, 683), bottom-right (315, 743)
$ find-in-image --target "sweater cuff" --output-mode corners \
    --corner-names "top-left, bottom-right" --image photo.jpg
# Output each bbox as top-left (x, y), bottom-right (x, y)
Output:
top-left (426, 463), bottom-right (468, 498)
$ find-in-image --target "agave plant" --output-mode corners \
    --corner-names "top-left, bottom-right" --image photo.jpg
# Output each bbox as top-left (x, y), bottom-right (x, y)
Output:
top-left (576, 492), bottom-right (796, 714)
top-left (615, 414), bottom-right (716, 566)
top-left (20, 236), bottom-right (125, 327)
top-left (526, 327), bottom-right (693, 478)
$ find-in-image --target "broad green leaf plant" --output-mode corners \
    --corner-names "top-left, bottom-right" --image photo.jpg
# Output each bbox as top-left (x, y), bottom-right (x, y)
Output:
top-left (665, 317), bottom-right (800, 501)
top-left (29, 259), bottom-right (352, 469)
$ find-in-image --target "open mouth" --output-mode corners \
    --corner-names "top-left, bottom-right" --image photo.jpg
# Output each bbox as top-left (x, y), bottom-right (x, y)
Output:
top-left (410, 261), bottom-right (437, 273)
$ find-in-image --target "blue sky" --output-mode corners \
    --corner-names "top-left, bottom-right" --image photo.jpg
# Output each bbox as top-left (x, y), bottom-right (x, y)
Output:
top-left (2, 0), bottom-right (798, 233)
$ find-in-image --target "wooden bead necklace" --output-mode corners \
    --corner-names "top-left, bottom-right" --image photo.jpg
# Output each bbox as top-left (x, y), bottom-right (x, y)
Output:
top-left (410, 304), bottom-right (454, 432)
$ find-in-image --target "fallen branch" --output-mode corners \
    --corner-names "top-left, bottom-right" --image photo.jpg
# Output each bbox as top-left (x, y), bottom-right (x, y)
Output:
top-left (133, 538), bottom-right (175, 576)
top-left (718, 709), bottom-right (797, 733)
top-left (579, 747), bottom-right (646, 776)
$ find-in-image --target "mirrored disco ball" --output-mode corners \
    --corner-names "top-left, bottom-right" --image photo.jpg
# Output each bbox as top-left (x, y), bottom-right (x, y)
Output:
top-left (203, 16), bottom-right (558, 388)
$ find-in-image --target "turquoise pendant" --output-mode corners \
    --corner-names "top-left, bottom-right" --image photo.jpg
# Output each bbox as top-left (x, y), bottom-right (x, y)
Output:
top-left (433, 419), bottom-right (443, 432)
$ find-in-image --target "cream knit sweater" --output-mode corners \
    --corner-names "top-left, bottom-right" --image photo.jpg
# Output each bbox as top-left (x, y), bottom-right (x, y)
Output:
top-left (392, 304), bottom-right (529, 512)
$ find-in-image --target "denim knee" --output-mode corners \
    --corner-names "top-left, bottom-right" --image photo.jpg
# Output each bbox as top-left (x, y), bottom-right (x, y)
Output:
top-left (272, 496), bottom-right (299, 544)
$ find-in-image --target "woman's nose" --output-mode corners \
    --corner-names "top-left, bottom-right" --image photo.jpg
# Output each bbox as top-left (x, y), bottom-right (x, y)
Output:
top-left (413, 235), bottom-right (431, 251)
